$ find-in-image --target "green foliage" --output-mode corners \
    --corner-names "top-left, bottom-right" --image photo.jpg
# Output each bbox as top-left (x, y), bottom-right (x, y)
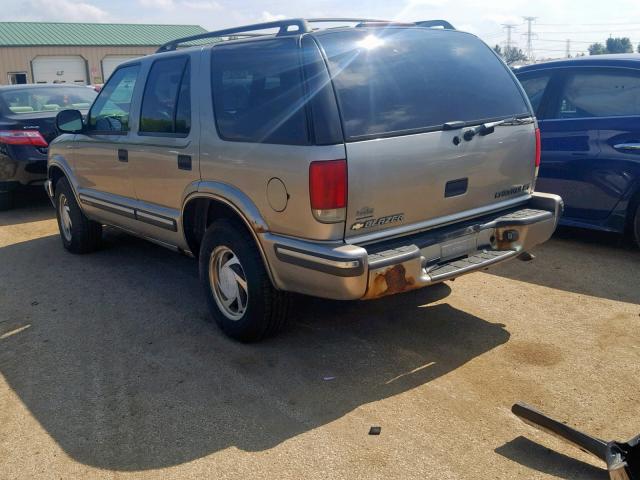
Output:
top-left (493, 44), bottom-right (528, 65)
top-left (588, 37), bottom-right (633, 55)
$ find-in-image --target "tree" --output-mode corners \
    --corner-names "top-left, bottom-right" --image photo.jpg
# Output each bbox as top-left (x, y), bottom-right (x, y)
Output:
top-left (503, 46), bottom-right (529, 65)
top-left (637, 43), bottom-right (640, 53)
top-left (588, 37), bottom-right (633, 55)
top-left (606, 37), bottom-right (633, 53)
top-left (493, 44), bottom-right (528, 65)
top-left (588, 42), bottom-right (607, 55)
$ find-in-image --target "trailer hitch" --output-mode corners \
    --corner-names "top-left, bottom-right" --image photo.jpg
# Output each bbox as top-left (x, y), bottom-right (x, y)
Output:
top-left (512, 402), bottom-right (640, 480)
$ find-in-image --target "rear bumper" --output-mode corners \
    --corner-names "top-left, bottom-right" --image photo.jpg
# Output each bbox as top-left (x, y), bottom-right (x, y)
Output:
top-left (0, 147), bottom-right (48, 190)
top-left (261, 192), bottom-right (563, 300)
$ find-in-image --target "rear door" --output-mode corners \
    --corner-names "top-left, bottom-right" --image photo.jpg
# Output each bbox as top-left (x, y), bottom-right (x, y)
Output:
top-left (535, 67), bottom-right (640, 221)
top-left (128, 53), bottom-right (198, 237)
top-left (315, 28), bottom-right (536, 240)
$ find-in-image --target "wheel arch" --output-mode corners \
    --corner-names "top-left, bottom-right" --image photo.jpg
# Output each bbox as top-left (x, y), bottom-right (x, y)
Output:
top-left (626, 183), bottom-right (640, 232)
top-left (181, 191), bottom-right (276, 286)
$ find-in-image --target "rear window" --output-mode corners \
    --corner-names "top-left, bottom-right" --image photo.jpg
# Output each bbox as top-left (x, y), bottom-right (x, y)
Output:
top-left (316, 28), bottom-right (530, 140)
top-left (211, 38), bottom-right (309, 145)
top-left (0, 86), bottom-right (96, 114)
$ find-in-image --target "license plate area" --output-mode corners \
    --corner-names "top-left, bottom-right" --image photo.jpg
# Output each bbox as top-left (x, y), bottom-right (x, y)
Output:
top-left (440, 234), bottom-right (479, 261)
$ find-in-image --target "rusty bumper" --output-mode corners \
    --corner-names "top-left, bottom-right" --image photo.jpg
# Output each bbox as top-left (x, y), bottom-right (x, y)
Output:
top-left (262, 192), bottom-right (563, 301)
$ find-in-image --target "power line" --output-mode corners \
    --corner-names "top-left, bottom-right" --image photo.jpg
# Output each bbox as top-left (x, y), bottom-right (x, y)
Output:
top-left (536, 22), bottom-right (640, 26)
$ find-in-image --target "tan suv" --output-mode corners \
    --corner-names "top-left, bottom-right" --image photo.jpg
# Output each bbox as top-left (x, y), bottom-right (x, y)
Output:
top-left (46, 18), bottom-right (563, 341)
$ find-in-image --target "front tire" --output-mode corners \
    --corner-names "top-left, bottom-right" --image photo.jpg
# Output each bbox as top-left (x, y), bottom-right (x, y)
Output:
top-left (199, 219), bottom-right (290, 342)
top-left (54, 177), bottom-right (102, 253)
top-left (633, 203), bottom-right (640, 248)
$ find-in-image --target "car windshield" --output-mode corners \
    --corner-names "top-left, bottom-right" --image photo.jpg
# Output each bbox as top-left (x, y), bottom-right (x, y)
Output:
top-left (0, 86), bottom-right (97, 115)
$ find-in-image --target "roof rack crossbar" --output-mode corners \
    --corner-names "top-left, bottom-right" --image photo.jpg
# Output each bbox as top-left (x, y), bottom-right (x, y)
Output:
top-left (156, 18), bottom-right (310, 52)
top-left (415, 20), bottom-right (456, 30)
top-left (306, 18), bottom-right (394, 24)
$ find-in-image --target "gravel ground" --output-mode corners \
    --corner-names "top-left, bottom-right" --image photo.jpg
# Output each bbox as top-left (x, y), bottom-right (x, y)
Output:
top-left (1, 193), bottom-right (639, 479)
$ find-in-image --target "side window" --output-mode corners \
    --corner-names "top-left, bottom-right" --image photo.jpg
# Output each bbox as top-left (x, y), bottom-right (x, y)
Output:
top-left (553, 70), bottom-right (640, 119)
top-left (88, 65), bottom-right (139, 132)
top-left (211, 39), bottom-right (309, 145)
top-left (140, 56), bottom-right (190, 135)
top-left (518, 72), bottom-right (552, 115)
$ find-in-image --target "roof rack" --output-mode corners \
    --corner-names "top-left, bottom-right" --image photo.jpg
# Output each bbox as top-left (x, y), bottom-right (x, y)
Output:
top-left (156, 17), bottom-right (456, 53)
top-left (415, 20), bottom-right (455, 30)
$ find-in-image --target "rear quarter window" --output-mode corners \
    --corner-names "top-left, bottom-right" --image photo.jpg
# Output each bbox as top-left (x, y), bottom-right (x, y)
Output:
top-left (211, 38), bottom-right (309, 145)
top-left (315, 28), bottom-right (531, 140)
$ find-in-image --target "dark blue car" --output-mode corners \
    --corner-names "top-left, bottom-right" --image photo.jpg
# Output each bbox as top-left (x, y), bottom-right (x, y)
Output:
top-left (515, 54), bottom-right (640, 246)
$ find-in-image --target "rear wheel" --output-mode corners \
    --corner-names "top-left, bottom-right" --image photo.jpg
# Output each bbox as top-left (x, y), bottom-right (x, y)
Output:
top-left (0, 191), bottom-right (11, 211)
top-left (199, 219), bottom-right (290, 342)
top-left (54, 177), bottom-right (102, 253)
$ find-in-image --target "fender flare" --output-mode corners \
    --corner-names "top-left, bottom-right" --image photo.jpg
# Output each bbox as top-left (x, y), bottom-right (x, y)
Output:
top-left (181, 181), bottom-right (276, 285)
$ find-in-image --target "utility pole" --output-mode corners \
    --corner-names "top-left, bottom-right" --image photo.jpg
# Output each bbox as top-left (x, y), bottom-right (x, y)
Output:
top-left (523, 16), bottom-right (537, 61)
top-left (502, 23), bottom-right (517, 50)
top-left (565, 39), bottom-right (571, 58)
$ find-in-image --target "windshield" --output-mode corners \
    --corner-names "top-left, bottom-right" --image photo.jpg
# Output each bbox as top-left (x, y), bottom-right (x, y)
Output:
top-left (0, 87), bottom-right (97, 115)
top-left (315, 28), bottom-right (531, 140)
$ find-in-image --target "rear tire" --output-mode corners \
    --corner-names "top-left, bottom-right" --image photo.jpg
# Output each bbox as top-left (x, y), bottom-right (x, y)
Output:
top-left (199, 219), bottom-right (290, 342)
top-left (633, 204), bottom-right (640, 248)
top-left (54, 177), bottom-right (102, 253)
top-left (0, 191), bottom-right (11, 211)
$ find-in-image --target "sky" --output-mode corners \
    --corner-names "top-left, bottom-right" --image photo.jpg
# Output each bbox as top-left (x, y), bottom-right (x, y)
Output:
top-left (4, 0), bottom-right (640, 58)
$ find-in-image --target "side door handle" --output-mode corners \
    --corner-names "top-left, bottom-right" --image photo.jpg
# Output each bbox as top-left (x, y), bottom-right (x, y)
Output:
top-left (613, 142), bottom-right (640, 152)
top-left (118, 149), bottom-right (128, 162)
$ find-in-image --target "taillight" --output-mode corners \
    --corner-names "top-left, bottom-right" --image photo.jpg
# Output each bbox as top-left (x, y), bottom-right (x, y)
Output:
top-left (0, 130), bottom-right (48, 147)
top-left (534, 127), bottom-right (541, 168)
top-left (309, 159), bottom-right (347, 223)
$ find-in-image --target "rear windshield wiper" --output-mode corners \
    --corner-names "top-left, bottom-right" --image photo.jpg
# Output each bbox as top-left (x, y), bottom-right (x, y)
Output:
top-left (462, 116), bottom-right (534, 141)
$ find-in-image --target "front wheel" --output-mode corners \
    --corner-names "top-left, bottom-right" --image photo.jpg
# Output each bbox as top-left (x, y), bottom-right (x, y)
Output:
top-left (54, 177), bottom-right (102, 253)
top-left (199, 219), bottom-right (290, 342)
top-left (633, 203), bottom-right (640, 248)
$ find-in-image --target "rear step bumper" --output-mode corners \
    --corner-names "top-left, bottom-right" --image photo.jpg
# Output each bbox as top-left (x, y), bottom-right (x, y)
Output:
top-left (260, 192), bottom-right (563, 300)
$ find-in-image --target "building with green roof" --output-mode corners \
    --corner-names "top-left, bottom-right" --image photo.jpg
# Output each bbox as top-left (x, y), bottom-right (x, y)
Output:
top-left (0, 22), bottom-right (206, 85)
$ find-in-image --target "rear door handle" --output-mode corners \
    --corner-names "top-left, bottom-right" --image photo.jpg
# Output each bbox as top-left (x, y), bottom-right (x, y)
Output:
top-left (613, 142), bottom-right (640, 152)
top-left (117, 149), bottom-right (128, 162)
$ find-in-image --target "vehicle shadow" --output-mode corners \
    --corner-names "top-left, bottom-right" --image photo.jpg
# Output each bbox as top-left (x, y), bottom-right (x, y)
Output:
top-left (487, 226), bottom-right (640, 305)
top-left (0, 189), bottom-right (53, 227)
top-left (0, 230), bottom-right (510, 471)
top-left (495, 436), bottom-right (605, 480)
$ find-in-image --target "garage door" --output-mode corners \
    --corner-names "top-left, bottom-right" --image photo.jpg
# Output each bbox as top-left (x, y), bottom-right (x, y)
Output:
top-left (102, 55), bottom-right (141, 83)
top-left (32, 56), bottom-right (87, 84)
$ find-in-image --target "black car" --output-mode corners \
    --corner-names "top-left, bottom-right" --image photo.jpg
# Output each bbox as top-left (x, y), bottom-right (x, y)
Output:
top-left (0, 84), bottom-right (97, 209)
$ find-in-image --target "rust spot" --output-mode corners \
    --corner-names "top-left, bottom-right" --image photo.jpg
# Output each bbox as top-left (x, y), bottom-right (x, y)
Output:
top-left (364, 264), bottom-right (416, 299)
top-left (253, 223), bottom-right (268, 234)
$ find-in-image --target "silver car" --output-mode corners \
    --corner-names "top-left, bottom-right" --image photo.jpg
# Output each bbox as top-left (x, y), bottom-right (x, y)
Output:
top-left (46, 18), bottom-right (563, 341)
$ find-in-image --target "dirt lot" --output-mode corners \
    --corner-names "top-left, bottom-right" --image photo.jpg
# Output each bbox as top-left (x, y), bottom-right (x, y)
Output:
top-left (1, 193), bottom-right (639, 480)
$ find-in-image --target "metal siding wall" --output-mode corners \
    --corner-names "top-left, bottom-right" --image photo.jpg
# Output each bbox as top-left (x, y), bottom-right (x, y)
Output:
top-left (0, 46), bottom-right (156, 84)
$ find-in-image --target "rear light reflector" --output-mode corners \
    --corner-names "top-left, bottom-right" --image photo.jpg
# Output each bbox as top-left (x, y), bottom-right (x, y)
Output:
top-left (534, 127), bottom-right (541, 168)
top-left (0, 130), bottom-right (48, 147)
top-left (309, 159), bottom-right (347, 223)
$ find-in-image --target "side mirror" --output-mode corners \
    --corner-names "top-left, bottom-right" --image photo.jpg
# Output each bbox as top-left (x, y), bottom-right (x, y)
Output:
top-left (56, 109), bottom-right (84, 134)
